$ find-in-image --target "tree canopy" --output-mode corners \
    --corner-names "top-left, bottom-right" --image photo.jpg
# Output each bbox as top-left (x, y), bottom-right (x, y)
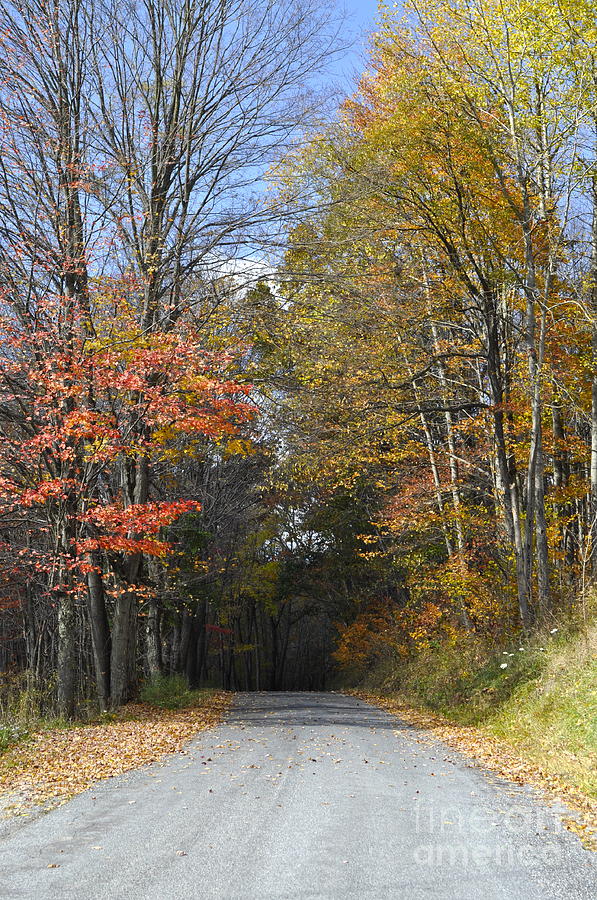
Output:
top-left (1, 0), bottom-right (596, 711)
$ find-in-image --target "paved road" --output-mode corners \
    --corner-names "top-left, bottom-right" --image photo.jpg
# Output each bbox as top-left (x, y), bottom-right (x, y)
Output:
top-left (0, 692), bottom-right (594, 899)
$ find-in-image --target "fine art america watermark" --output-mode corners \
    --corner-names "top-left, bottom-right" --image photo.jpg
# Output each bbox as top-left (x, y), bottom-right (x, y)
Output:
top-left (411, 802), bottom-right (563, 869)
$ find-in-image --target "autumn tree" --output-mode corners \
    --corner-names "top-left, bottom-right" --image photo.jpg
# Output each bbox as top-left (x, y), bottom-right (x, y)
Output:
top-left (271, 0), bottom-right (597, 658)
top-left (0, 0), bottom-right (338, 712)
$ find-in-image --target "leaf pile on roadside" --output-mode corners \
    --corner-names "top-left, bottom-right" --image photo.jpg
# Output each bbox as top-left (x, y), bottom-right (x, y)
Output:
top-left (0, 693), bottom-right (231, 815)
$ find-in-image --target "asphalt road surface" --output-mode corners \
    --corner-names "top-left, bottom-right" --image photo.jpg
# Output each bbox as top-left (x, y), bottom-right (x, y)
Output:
top-left (0, 692), bottom-right (594, 899)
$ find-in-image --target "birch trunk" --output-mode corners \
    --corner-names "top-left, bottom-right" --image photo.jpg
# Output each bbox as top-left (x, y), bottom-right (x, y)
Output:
top-left (56, 590), bottom-right (77, 718)
top-left (145, 598), bottom-right (162, 679)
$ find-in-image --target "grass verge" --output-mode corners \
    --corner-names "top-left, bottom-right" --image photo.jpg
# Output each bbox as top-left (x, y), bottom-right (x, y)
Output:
top-left (350, 619), bottom-right (596, 848)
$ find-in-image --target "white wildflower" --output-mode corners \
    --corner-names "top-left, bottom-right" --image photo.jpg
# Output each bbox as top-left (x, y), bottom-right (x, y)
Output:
top-left (500, 663), bottom-right (508, 669)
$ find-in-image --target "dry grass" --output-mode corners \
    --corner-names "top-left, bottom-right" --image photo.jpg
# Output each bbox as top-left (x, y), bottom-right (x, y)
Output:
top-left (484, 624), bottom-right (596, 799)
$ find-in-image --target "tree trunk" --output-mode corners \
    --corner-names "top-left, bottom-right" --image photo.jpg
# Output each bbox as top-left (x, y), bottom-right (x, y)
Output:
top-left (145, 597), bottom-right (162, 679)
top-left (430, 319), bottom-right (470, 628)
top-left (57, 592), bottom-right (77, 718)
top-left (591, 162), bottom-right (597, 575)
top-left (179, 609), bottom-right (192, 675)
top-left (534, 308), bottom-right (550, 613)
top-left (521, 206), bottom-right (546, 625)
top-left (169, 612), bottom-right (182, 674)
top-left (110, 592), bottom-right (138, 706)
top-left (195, 600), bottom-right (208, 684)
top-left (419, 410), bottom-right (454, 555)
top-left (110, 453), bottom-right (149, 706)
top-left (484, 290), bottom-right (528, 623)
top-left (87, 560), bottom-right (111, 710)
top-left (185, 613), bottom-right (199, 688)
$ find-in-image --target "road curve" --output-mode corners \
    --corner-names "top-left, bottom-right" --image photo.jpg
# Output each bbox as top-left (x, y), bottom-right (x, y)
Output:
top-left (0, 692), bottom-right (594, 899)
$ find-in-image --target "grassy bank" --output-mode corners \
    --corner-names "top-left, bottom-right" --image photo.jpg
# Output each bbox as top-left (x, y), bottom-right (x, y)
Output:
top-left (353, 617), bottom-right (596, 802)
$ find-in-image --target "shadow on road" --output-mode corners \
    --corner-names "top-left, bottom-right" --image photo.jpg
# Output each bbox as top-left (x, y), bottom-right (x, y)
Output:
top-left (225, 691), bottom-right (420, 732)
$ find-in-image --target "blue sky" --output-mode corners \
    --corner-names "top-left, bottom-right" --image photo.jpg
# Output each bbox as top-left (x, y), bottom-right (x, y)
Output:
top-left (334, 0), bottom-right (381, 90)
top-left (346, 0), bottom-right (378, 32)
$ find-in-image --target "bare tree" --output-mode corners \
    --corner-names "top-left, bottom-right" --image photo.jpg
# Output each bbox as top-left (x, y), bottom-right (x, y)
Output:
top-left (0, 0), bottom-right (340, 710)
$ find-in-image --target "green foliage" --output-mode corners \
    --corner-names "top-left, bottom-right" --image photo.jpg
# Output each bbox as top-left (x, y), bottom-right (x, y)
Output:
top-left (139, 675), bottom-right (210, 710)
top-left (0, 672), bottom-right (91, 754)
top-left (486, 630), bottom-right (597, 796)
top-left (393, 637), bottom-right (548, 724)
